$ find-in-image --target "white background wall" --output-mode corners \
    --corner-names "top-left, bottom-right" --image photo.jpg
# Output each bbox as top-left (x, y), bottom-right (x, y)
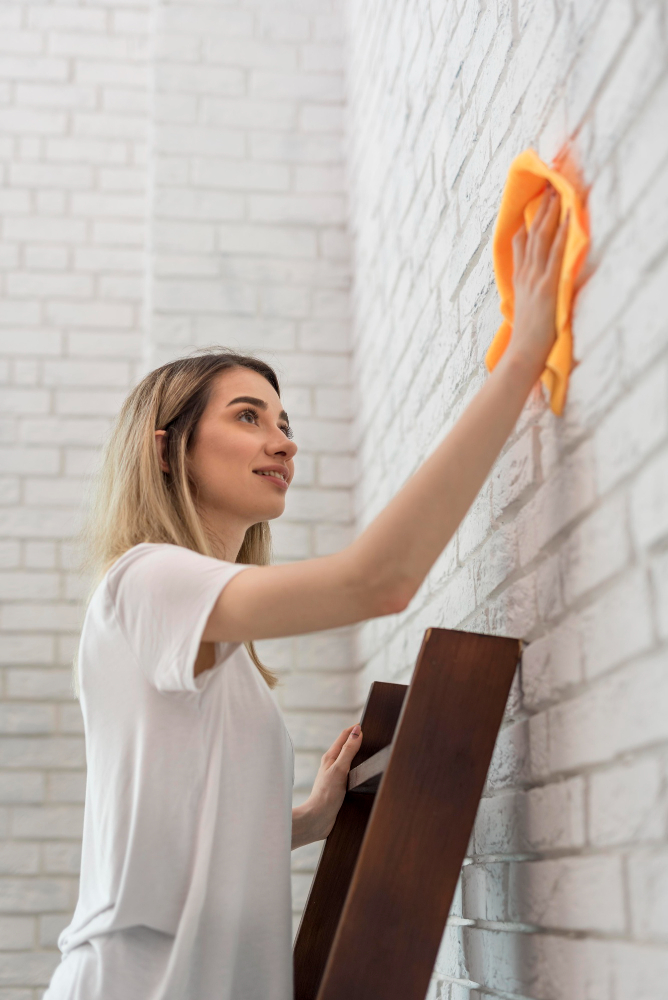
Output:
top-left (346, 0), bottom-right (668, 996)
top-left (0, 0), bottom-right (356, 992)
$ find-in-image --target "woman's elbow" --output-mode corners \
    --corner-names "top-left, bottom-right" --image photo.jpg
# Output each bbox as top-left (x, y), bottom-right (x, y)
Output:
top-left (367, 582), bottom-right (413, 618)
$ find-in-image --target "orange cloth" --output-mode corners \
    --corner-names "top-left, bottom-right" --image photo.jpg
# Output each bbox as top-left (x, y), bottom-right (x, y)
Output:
top-left (485, 148), bottom-right (590, 415)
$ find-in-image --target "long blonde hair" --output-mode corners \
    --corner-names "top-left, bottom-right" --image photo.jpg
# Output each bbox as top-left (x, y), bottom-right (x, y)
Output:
top-left (77, 350), bottom-right (281, 694)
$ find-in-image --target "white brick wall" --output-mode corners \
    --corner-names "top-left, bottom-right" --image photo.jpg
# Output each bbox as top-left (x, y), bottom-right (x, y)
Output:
top-left (3, 0), bottom-right (668, 994)
top-left (0, 0), bottom-right (354, 991)
top-left (345, 0), bottom-right (668, 997)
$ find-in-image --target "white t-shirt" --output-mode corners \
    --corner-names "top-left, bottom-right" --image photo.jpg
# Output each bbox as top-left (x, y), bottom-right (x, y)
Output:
top-left (43, 542), bottom-right (295, 1000)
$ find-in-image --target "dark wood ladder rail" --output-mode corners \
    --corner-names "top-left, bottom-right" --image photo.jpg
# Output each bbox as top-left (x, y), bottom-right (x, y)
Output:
top-left (293, 626), bottom-right (520, 1000)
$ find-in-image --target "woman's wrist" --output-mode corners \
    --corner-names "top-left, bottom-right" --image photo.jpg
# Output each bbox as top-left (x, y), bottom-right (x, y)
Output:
top-left (291, 797), bottom-right (328, 850)
top-left (498, 342), bottom-right (546, 389)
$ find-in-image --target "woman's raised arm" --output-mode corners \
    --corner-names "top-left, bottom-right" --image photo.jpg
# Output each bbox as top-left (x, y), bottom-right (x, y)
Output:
top-left (204, 186), bottom-right (569, 644)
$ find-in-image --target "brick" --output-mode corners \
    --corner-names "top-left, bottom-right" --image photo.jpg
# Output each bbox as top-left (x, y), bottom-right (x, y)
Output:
top-left (595, 363), bottom-right (668, 494)
top-left (0, 573), bottom-right (59, 600)
top-left (509, 855), bottom-right (625, 932)
top-left (628, 848), bottom-right (668, 941)
top-left (0, 738), bottom-right (84, 770)
top-left (193, 160), bottom-right (290, 192)
top-left (0, 950), bottom-right (63, 988)
top-left (24, 542), bottom-right (57, 570)
top-left (574, 163), bottom-right (668, 353)
top-left (250, 70), bottom-right (343, 103)
top-left (491, 431), bottom-right (536, 518)
top-left (0, 772), bottom-right (45, 805)
top-left (651, 549), bottom-right (668, 642)
top-left (53, 391), bottom-right (125, 417)
top-left (630, 446), bottom-right (668, 550)
top-left (15, 83), bottom-right (96, 111)
top-left (0, 878), bottom-right (70, 913)
top-left (46, 137), bottom-right (129, 165)
top-left (563, 325), bottom-right (622, 432)
top-left (160, 7), bottom-right (252, 38)
top-left (579, 568), bottom-right (654, 680)
top-left (560, 492), bottom-right (630, 606)
top-left (0, 915), bottom-right (35, 949)
top-left (0, 604), bottom-right (83, 633)
top-left (20, 417), bottom-right (110, 447)
top-left (206, 36), bottom-right (296, 71)
top-left (545, 651), bottom-right (668, 775)
top-left (39, 911), bottom-right (70, 948)
top-left (252, 131), bottom-right (342, 165)
top-left (619, 257), bottom-right (668, 381)
top-left (11, 806), bottom-right (83, 840)
top-left (515, 440), bottom-right (597, 566)
top-left (7, 273), bottom-right (92, 299)
top-left (46, 772), bottom-right (85, 804)
top-left (471, 523), bottom-right (517, 604)
top-left (42, 841), bottom-right (81, 875)
top-left (217, 224), bottom-right (317, 259)
top-left (0, 449), bottom-right (59, 475)
top-left (0, 840), bottom-right (41, 875)
top-left (565, 0), bottom-right (634, 132)
top-left (591, 5), bottom-right (665, 171)
top-left (589, 755), bottom-right (665, 847)
top-left (618, 74), bottom-right (668, 215)
top-left (0, 636), bottom-right (54, 666)
top-left (161, 64), bottom-right (243, 97)
top-left (525, 776), bottom-right (587, 850)
top-left (42, 360), bottom-right (130, 387)
top-left (0, 110), bottom-right (66, 136)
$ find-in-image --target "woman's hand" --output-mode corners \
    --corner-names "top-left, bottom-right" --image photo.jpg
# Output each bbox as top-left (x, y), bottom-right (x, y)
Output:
top-left (291, 724), bottom-right (363, 849)
top-left (508, 183), bottom-right (570, 376)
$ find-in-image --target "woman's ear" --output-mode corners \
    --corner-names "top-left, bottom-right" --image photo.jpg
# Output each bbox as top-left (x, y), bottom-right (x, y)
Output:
top-left (155, 430), bottom-right (170, 473)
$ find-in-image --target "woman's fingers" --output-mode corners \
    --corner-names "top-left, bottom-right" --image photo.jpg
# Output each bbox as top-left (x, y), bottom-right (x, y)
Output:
top-left (324, 724), bottom-right (362, 762)
top-left (512, 222), bottom-right (527, 275)
top-left (528, 187), bottom-right (561, 272)
top-left (545, 208), bottom-right (570, 293)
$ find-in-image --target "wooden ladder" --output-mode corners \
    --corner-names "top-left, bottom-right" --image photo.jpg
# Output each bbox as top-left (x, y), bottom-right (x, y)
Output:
top-left (293, 626), bottom-right (520, 1000)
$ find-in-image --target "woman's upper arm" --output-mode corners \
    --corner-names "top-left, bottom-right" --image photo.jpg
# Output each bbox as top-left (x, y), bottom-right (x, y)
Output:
top-left (201, 548), bottom-right (405, 644)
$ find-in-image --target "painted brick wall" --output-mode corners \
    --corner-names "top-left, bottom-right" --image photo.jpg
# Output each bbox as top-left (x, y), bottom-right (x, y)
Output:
top-left (0, 0), bottom-right (355, 992)
top-left (0, 2), bottom-right (151, 992)
top-left (345, 0), bottom-right (668, 997)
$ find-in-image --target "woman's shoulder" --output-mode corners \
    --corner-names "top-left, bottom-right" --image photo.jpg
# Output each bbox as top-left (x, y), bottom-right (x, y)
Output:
top-left (103, 543), bottom-right (244, 605)
top-left (104, 542), bottom-right (172, 588)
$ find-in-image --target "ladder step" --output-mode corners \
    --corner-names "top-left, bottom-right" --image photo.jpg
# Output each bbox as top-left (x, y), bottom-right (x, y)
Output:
top-left (347, 743), bottom-right (391, 793)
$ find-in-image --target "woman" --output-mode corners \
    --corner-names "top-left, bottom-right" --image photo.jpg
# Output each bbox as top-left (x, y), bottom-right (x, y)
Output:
top-left (44, 186), bottom-right (568, 999)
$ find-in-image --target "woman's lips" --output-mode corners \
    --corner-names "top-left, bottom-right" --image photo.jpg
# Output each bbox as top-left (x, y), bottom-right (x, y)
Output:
top-left (253, 471), bottom-right (289, 490)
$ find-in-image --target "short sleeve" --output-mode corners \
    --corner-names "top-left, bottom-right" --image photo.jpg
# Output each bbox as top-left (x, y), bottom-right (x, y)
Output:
top-left (107, 543), bottom-right (252, 694)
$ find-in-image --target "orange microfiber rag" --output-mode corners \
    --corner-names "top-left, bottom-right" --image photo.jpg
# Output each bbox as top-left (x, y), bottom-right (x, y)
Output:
top-left (485, 148), bottom-right (590, 415)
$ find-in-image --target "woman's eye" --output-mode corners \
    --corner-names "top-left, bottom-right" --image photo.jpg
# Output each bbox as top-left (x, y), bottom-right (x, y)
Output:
top-left (238, 409), bottom-right (292, 439)
top-left (239, 409), bottom-right (258, 425)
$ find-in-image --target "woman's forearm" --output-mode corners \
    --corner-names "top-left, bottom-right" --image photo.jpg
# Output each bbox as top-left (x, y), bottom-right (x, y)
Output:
top-left (348, 347), bottom-right (542, 608)
top-left (291, 800), bottom-right (326, 851)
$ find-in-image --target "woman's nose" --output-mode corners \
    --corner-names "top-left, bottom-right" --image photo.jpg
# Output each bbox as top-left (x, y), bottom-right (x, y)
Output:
top-left (270, 435), bottom-right (297, 459)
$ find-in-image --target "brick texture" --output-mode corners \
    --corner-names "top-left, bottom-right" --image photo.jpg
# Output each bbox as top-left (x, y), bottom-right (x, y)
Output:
top-left (345, 0), bottom-right (668, 996)
top-left (0, 0), bottom-right (354, 990)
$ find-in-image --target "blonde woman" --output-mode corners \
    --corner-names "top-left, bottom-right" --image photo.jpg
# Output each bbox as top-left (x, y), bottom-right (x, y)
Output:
top-left (43, 186), bottom-right (568, 1000)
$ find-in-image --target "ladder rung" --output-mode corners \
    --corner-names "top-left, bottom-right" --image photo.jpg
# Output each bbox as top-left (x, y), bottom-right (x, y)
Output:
top-left (347, 743), bottom-right (392, 793)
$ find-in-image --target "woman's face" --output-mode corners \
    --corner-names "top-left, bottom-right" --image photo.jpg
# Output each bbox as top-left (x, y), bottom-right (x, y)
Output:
top-left (183, 367), bottom-right (297, 528)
